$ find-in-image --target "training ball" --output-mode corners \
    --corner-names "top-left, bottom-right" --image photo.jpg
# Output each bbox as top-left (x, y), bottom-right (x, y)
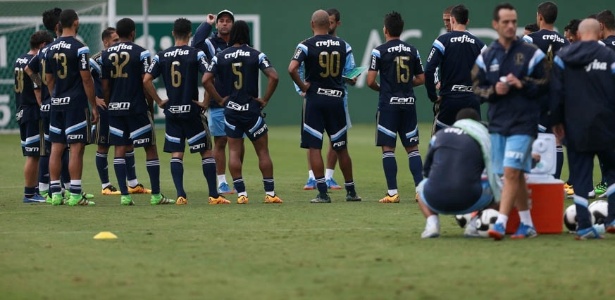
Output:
top-left (475, 208), bottom-right (499, 237)
top-left (455, 213), bottom-right (473, 228)
top-left (563, 204), bottom-right (577, 232)
top-left (589, 200), bottom-right (608, 225)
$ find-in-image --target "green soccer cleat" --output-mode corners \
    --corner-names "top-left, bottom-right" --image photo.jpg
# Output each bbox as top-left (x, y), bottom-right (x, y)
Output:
top-left (120, 195), bottom-right (134, 206)
top-left (67, 193), bottom-right (95, 206)
top-left (595, 182), bottom-right (608, 198)
top-left (150, 194), bottom-right (175, 205)
top-left (51, 193), bottom-right (64, 206)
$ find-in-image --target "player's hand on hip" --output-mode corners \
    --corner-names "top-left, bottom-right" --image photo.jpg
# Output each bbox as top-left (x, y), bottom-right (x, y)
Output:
top-left (255, 98), bottom-right (268, 109)
top-left (158, 99), bottom-right (168, 109)
top-left (301, 82), bottom-right (311, 97)
top-left (217, 96), bottom-right (229, 107)
top-left (95, 97), bottom-right (107, 109)
top-left (192, 99), bottom-right (208, 110)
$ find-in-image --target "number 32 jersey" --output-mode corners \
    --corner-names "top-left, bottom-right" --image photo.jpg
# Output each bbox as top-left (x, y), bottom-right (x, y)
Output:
top-left (101, 41), bottom-right (150, 116)
top-left (369, 40), bottom-right (424, 110)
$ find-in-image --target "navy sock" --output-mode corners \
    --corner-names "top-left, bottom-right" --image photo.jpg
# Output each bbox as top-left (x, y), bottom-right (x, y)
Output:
top-left (345, 180), bottom-right (356, 195)
top-left (233, 177), bottom-right (246, 194)
top-left (69, 180), bottom-right (82, 195)
top-left (125, 150), bottom-right (137, 181)
top-left (61, 149), bottom-right (70, 186)
top-left (38, 156), bottom-right (49, 185)
top-left (382, 151), bottom-right (397, 190)
top-left (146, 159), bottom-right (160, 195)
top-left (96, 151), bottom-right (110, 186)
top-left (170, 157), bottom-right (184, 198)
top-left (24, 186), bottom-right (36, 198)
top-left (50, 180), bottom-right (61, 195)
top-left (408, 150), bottom-right (423, 186)
top-left (575, 198), bottom-right (593, 229)
top-left (315, 177), bottom-right (327, 195)
top-left (263, 177), bottom-right (274, 193)
top-left (202, 157), bottom-right (219, 198)
top-left (113, 157), bottom-right (128, 195)
top-left (554, 146), bottom-right (563, 179)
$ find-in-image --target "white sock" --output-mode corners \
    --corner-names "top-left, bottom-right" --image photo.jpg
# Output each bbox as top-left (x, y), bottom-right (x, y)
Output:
top-left (496, 213), bottom-right (509, 228)
top-left (217, 175), bottom-right (227, 184)
top-left (39, 183), bottom-right (49, 192)
top-left (238, 191), bottom-right (247, 197)
top-left (518, 210), bottom-right (534, 227)
top-left (128, 179), bottom-right (138, 187)
top-left (63, 182), bottom-right (70, 190)
top-left (325, 169), bottom-right (334, 180)
top-left (101, 182), bottom-right (110, 189)
top-left (266, 191), bottom-right (275, 197)
top-left (426, 215), bottom-right (439, 228)
top-left (388, 189), bottom-right (398, 196)
top-left (308, 170), bottom-right (315, 180)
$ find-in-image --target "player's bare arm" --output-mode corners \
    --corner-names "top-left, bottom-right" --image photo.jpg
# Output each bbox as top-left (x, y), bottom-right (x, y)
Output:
top-left (202, 72), bottom-right (226, 106)
top-left (288, 60), bottom-right (309, 94)
top-left (142, 73), bottom-right (168, 108)
top-left (24, 66), bottom-right (43, 105)
top-left (366, 70), bottom-right (380, 91)
top-left (80, 69), bottom-right (99, 123)
top-left (255, 67), bottom-right (279, 108)
top-left (412, 73), bottom-right (425, 87)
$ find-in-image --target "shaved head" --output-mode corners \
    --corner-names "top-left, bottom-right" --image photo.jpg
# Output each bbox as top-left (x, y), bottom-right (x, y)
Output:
top-left (311, 9), bottom-right (329, 29)
top-left (578, 18), bottom-right (601, 41)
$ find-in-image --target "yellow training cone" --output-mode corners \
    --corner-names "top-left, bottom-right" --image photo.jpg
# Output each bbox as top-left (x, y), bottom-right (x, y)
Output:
top-left (93, 231), bottom-right (118, 240)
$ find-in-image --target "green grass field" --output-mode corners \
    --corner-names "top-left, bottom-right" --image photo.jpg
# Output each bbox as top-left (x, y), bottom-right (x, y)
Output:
top-left (1, 123), bottom-right (613, 300)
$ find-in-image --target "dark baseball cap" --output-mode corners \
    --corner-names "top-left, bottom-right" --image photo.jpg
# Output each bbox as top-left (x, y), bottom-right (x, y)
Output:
top-left (217, 10), bottom-right (234, 22)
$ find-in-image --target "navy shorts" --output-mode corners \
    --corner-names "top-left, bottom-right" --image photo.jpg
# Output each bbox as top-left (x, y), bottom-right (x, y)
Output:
top-left (164, 114), bottom-right (212, 153)
top-left (376, 108), bottom-right (419, 148)
top-left (224, 110), bottom-right (268, 142)
top-left (91, 107), bottom-right (110, 146)
top-left (434, 96), bottom-right (481, 132)
top-left (108, 112), bottom-right (155, 147)
top-left (301, 96), bottom-right (348, 150)
top-left (49, 108), bottom-right (91, 144)
top-left (19, 119), bottom-right (45, 156)
top-left (418, 178), bottom-right (494, 215)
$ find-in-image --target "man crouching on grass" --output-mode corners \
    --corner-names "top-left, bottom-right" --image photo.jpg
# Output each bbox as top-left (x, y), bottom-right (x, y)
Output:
top-left (417, 109), bottom-right (502, 238)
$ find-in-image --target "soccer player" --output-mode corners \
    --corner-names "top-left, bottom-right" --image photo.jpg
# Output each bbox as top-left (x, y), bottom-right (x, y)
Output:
top-left (564, 19), bottom-right (581, 43)
top-left (524, 23), bottom-right (539, 36)
top-left (550, 18), bottom-right (615, 239)
top-left (442, 6), bottom-right (454, 33)
top-left (44, 9), bottom-right (99, 206)
top-left (299, 8), bottom-right (354, 191)
top-left (417, 109), bottom-right (501, 238)
top-left (522, 1), bottom-right (569, 183)
top-left (15, 30), bottom-right (54, 203)
top-left (472, 3), bottom-right (548, 240)
top-left (597, 10), bottom-right (615, 50)
top-left (289, 10), bottom-right (361, 203)
top-left (366, 11), bottom-right (425, 203)
top-left (100, 18), bottom-right (172, 205)
top-left (203, 20), bottom-right (282, 204)
top-left (191, 9), bottom-right (240, 195)
top-left (145, 18), bottom-right (226, 205)
top-left (424, 4), bottom-right (486, 133)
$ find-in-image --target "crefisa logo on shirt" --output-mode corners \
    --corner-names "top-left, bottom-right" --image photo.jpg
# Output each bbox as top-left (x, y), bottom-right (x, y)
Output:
top-left (585, 59), bottom-right (607, 72)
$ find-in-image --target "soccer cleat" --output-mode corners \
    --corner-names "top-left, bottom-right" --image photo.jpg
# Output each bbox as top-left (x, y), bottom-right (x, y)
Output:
top-left (588, 190), bottom-right (596, 199)
top-left (310, 193), bottom-right (331, 203)
top-left (379, 193), bottom-right (400, 203)
top-left (326, 178), bottom-right (342, 190)
top-left (23, 194), bottom-right (47, 203)
top-left (487, 223), bottom-right (506, 241)
top-left (605, 220), bottom-right (615, 234)
top-left (128, 183), bottom-right (152, 194)
top-left (303, 178), bottom-right (316, 190)
top-left (67, 193), bottom-right (95, 206)
top-left (575, 226), bottom-right (603, 240)
top-left (421, 226), bottom-right (440, 238)
top-left (120, 195), bottom-right (134, 206)
top-left (510, 223), bottom-right (538, 239)
top-left (151, 194), bottom-right (175, 205)
top-left (464, 216), bottom-right (481, 238)
top-left (209, 195), bottom-right (231, 205)
top-left (51, 194), bottom-right (64, 206)
top-left (175, 196), bottom-right (188, 205)
top-left (564, 183), bottom-right (574, 198)
top-left (264, 194), bottom-right (283, 203)
top-left (217, 182), bottom-right (235, 195)
top-left (236, 195), bottom-right (249, 204)
top-left (595, 182), bottom-right (608, 198)
top-left (102, 185), bottom-right (121, 195)
top-left (82, 192), bottom-right (95, 199)
top-left (345, 192), bottom-right (362, 202)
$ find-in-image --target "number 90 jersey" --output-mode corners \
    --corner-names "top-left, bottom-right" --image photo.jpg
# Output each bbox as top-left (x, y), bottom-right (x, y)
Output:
top-left (369, 40), bottom-right (424, 110)
top-left (44, 36), bottom-right (90, 111)
top-left (101, 42), bottom-right (150, 116)
top-left (292, 35), bottom-right (350, 96)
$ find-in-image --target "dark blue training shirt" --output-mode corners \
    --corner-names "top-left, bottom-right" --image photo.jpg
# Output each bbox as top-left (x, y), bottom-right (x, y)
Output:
top-left (101, 42), bottom-right (150, 116)
top-left (369, 39), bottom-right (423, 111)
top-left (148, 45), bottom-right (208, 119)
top-left (425, 31), bottom-right (485, 101)
top-left (44, 36), bottom-right (90, 111)
top-left (14, 53), bottom-right (38, 123)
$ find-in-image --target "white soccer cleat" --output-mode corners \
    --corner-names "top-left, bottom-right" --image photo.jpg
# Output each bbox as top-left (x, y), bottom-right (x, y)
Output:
top-left (421, 225), bottom-right (440, 239)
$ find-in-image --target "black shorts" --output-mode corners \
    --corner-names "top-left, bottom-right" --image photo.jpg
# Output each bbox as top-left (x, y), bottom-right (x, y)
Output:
top-left (301, 95), bottom-right (347, 150)
top-left (376, 108), bottom-right (419, 148)
top-left (164, 114), bottom-right (212, 153)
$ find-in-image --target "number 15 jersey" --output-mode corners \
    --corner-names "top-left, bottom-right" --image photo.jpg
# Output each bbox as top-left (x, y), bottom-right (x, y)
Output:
top-left (369, 39), bottom-right (423, 110)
